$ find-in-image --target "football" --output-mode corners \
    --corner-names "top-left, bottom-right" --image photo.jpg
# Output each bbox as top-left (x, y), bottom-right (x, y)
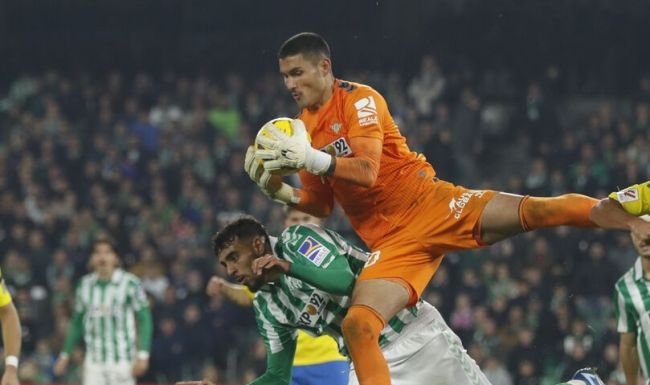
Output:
top-left (255, 117), bottom-right (301, 175)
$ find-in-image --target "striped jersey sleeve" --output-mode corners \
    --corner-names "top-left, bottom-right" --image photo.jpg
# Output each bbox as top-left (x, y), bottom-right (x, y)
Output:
top-left (125, 274), bottom-right (149, 311)
top-left (253, 292), bottom-right (298, 354)
top-left (615, 280), bottom-right (638, 333)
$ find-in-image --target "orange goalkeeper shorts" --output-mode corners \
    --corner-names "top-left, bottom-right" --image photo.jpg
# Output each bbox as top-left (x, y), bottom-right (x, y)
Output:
top-left (358, 179), bottom-right (497, 305)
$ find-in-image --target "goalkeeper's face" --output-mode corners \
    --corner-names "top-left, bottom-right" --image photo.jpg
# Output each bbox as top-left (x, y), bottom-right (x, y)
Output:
top-left (279, 53), bottom-right (332, 110)
top-left (218, 236), bottom-right (267, 292)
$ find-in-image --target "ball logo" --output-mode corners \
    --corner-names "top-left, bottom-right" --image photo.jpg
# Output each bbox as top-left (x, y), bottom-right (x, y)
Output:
top-left (618, 188), bottom-right (639, 202)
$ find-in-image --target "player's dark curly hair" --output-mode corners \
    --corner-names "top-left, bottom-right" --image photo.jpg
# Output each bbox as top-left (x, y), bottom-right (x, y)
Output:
top-left (278, 32), bottom-right (330, 61)
top-left (212, 216), bottom-right (272, 258)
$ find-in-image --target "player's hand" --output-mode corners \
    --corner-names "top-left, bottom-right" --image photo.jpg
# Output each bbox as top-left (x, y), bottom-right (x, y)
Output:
top-left (176, 381), bottom-right (216, 385)
top-left (206, 276), bottom-right (226, 297)
top-left (256, 119), bottom-right (331, 175)
top-left (245, 146), bottom-right (282, 197)
top-left (252, 254), bottom-right (291, 279)
top-left (1, 366), bottom-right (19, 385)
top-left (132, 357), bottom-right (149, 377)
top-left (53, 356), bottom-right (69, 376)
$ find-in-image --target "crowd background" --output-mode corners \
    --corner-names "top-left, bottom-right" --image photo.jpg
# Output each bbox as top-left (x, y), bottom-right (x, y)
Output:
top-left (1, 1), bottom-right (650, 385)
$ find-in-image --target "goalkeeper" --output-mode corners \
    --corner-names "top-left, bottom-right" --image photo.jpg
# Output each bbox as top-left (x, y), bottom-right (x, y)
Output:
top-left (247, 31), bottom-right (650, 385)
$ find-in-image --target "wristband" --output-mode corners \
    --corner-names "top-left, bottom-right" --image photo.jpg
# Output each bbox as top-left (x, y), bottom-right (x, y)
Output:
top-left (137, 351), bottom-right (150, 360)
top-left (5, 355), bottom-right (18, 368)
top-left (305, 149), bottom-right (333, 175)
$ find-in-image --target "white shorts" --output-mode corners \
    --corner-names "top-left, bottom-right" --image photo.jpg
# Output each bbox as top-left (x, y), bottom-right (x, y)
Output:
top-left (348, 304), bottom-right (491, 385)
top-left (83, 360), bottom-right (135, 385)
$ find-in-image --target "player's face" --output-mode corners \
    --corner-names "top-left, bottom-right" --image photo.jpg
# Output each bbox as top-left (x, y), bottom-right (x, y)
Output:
top-left (218, 237), bottom-right (265, 291)
top-left (279, 54), bottom-right (331, 109)
top-left (284, 209), bottom-right (322, 227)
top-left (90, 243), bottom-right (119, 277)
top-left (632, 231), bottom-right (650, 257)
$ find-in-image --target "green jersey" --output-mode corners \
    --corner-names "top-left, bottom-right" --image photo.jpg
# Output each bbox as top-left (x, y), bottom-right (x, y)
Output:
top-left (250, 224), bottom-right (433, 385)
top-left (64, 269), bottom-right (153, 364)
top-left (615, 257), bottom-right (650, 378)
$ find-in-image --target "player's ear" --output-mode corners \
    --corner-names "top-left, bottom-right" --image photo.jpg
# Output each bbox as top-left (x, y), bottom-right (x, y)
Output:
top-left (252, 236), bottom-right (265, 256)
top-left (319, 57), bottom-right (331, 76)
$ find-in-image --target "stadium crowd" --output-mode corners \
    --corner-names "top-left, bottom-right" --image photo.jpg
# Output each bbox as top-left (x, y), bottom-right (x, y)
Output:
top-left (0, 56), bottom-right (649, 385)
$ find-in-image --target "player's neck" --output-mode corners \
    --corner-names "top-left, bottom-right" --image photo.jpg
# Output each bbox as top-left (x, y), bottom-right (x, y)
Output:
top-left (642, 256), bottom-right (650, 280)
top-left (308, 76), bottom-right (335, 112)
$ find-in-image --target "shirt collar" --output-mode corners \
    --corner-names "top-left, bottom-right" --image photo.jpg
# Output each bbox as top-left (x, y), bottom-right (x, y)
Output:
top-left (634, 257), bottom-right (644, 282)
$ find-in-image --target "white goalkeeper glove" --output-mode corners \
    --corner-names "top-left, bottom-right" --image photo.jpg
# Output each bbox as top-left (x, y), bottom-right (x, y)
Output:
top-left (244, 146), bottom-right (299, 204)
top-left (255, 119), bottom-right (332, 175)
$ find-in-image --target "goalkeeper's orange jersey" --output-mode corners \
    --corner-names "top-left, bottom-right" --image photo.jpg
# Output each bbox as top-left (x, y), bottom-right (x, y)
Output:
top-left (298, 79), bottom-right (435, 248)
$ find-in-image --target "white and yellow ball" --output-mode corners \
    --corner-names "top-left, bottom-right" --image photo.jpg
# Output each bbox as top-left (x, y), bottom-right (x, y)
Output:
top-left (255, 117), bottom-right (309, 175)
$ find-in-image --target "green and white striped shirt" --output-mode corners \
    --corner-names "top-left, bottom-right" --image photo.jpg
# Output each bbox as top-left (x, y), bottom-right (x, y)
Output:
top-left (615, 257), bottom-right (650, 377)
top-left (253, 224), bottom-right (432, 357)
top-left (74, 269), bottom-right (150, 364)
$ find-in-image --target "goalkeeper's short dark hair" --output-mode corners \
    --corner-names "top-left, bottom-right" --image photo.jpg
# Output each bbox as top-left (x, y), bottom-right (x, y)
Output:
top-left (212, 216), bottom-right (272, 257)
top-left (278, 32), bottom-right (331, 61)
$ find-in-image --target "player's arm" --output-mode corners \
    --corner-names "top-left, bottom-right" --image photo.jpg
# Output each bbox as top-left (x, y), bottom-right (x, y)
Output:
top-left (206, 276), bottom-right (254, 306)
top-left (620, 332), bottom-right (639, 385)
top-left (253, 225), bottom-right (355, 296)
top-left (0, 296), bottom-right (21, 385)
top-left (326, 136), bottom-right (381, 188)
top-left (130, 281), bottom-right (153, 376)
top-left (53, 309), bottom-right (83, 376)
top-left (250, 300), bottom-right (297, 385)
top-left (245, 145), bottom-right (335, 217)
top-left (248, 341), bottom-right (296, 385)
top-left (615, 287), bottom-right (640, 385)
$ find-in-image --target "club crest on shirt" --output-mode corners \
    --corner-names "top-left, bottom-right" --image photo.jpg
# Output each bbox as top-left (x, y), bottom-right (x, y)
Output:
top-left (330, 122), bottom-right (342, 133)
top-left (298, 237), bottom-right (329, 266)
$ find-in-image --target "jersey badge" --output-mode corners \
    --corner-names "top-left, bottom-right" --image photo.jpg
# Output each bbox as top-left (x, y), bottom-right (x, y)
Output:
top-left (298, 237), bottom-right (329, 266)
top-left (330, 122), bottom-right (342, 133)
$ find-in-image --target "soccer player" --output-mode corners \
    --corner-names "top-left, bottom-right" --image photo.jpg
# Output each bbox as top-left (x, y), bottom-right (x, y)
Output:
top-left (205, 216), bottom-right (491, 385)
top-left (0, 270), bottom-right (22, 385)
top-left (53, 237), bottom-right (153, 385)
top-left (206, 207), bottom-right (349, 385)
top-left (615, 215), bottom-right (650, 385)
top-left (247, 31), bottom-right (650, 384)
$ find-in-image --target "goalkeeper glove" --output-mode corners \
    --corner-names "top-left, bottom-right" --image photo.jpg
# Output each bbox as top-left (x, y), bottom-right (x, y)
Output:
top-left (244, 146), bottom-right (299, 205)
top-left (255, 119), bottom-right (332, 175)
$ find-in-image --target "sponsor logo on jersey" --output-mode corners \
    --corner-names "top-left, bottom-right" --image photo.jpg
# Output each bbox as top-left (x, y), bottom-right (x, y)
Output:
top-left (364, 251), bottom-right (381, 268)
top-left (320, 137), bottom-right (352, 157)
top-left (354, 96), bottom-right (378, 126)
top-left (298, 237), bottom-right (329, 266)
top-left (298, 291), bottom-right (327, 327)
top-left (448, 191), bottom-right (486, 220)
top-left (617, 188), bottom-right (639, 202)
